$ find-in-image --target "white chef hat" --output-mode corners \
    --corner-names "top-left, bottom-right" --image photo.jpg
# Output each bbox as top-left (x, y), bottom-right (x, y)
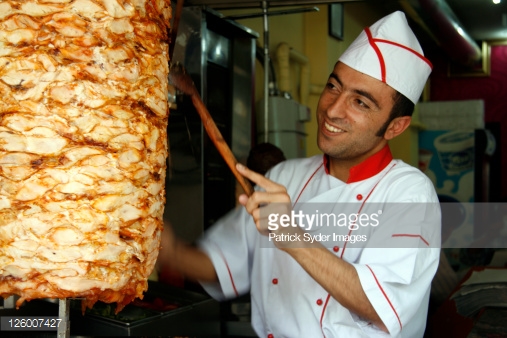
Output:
top-left (338, 11), bottom-right (432, 104)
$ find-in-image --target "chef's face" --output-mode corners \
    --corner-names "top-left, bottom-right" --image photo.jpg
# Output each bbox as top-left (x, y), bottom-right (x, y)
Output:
top-left (316, 62), bottom-right (397, 167)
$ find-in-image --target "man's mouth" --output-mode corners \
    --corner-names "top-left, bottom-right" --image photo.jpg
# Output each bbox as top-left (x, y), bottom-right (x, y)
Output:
top-left (324, 122), bottom-right (344, 133)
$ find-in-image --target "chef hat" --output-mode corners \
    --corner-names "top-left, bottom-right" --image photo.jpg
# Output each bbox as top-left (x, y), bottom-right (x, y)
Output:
top-left (338, 11), bottom-right (432, 104)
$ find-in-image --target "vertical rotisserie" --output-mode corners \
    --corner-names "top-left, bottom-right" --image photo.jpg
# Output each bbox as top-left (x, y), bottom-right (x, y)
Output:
top-left (0, 0), bottom-right (171, 312)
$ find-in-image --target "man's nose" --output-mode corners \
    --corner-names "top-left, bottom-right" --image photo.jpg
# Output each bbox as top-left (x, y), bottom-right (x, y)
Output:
top-left (325, 94), bottom-right (347, 119)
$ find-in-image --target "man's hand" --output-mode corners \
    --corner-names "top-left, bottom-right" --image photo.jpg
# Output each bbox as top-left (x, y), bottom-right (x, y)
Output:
top-left (157, 221), bottom-right (179, 269)
top-left (237, 163), bottom-right (290, 232)
top-left (157, 221), bottom-right (218, 282)
top-left (236, 163), bottom-right (306, 248)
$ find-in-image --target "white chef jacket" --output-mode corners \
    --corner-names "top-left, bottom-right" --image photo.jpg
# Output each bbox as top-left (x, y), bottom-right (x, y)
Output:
top-left (199, 145), bottom-right (441, 338)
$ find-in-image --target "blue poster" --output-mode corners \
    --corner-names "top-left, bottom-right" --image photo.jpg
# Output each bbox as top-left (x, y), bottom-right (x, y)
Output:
top-left (418, 130), bottom-right (475, 203)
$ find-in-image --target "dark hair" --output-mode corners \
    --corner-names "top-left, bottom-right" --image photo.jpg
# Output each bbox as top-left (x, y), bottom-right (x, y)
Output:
top-left (375, 91), bottom-right (414, 137)
top-left (246, 143), bottom-right (286, 176)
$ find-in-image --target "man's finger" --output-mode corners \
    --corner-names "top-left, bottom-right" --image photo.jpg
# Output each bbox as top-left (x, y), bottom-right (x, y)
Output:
top-left (236, 163), bottom-right (284, 192)
top-left (243, 191), bottom-right (291, 214)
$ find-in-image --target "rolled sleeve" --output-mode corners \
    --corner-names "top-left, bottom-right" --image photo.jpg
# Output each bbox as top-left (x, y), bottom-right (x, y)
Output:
top-left (197, 207), bottom-right (256, 301)
top-left (353, 247), bottom-right (440, 337)
top-left (198, 242), bottom-right (240, 300)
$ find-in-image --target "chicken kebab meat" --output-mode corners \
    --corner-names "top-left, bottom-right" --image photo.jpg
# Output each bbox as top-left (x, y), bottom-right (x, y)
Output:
top-left (0, 0), bottom-right (171, 313)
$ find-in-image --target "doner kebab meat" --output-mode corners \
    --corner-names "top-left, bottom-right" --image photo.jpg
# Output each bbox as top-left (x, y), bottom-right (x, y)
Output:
top-left (0, 0), bottom-right (171, 312)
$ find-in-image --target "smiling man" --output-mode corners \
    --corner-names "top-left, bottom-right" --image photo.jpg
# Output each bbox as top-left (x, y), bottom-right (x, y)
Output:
top-left (316, 62), bottom-right (411, 182)
top-left (161, 11), bottom-right (441, 337)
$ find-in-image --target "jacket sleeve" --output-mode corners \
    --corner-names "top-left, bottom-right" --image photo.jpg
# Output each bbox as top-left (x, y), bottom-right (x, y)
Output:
top-left (351, 172), bottom-right (441, 337)
top-left (197, 206), bottom-right (258, 300)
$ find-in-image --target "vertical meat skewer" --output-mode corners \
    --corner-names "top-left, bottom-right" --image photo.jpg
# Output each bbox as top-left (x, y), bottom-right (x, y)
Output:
top-left (0, 0), bottom-right (171, 314)
top-left (169, 64), bottom-right (254, 197)
top-left (58, 299), bottom-right (70, 338)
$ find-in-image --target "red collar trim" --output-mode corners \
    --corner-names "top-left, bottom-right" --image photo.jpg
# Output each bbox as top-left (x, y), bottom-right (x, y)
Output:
top-left (323, 145), bottom-right (393, 184)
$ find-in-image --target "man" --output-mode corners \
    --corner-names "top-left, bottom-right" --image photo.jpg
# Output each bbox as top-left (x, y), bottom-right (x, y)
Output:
top-left (160, 11), bottom-right (441, 337)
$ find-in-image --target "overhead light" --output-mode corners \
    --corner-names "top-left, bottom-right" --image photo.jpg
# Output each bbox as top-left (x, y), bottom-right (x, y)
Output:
top-left (493, 0), bottom-right (501, 4)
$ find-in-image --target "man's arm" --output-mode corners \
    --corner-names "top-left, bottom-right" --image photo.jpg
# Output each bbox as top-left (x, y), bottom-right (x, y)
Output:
top-left (157, 222), bottom-right (218, 282)
top-left (236, 163), bottom-right (388, 333)
top-left (284, 241), bottom-right (388, 332)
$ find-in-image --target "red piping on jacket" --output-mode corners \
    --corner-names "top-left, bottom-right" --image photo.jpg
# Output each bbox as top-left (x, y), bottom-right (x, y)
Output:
top-left (294, 163), bottom-right (324, 204)
top-left (392, 234), bottom-right (430, 246)
top-left (320, 294), bottom-right (332, 337)
top-left (341, 163), bottom-right (397, 254)
top-left (217, 246), bottom-right (239, 297)
top-left (366, 265), bottom-right (403, 331)
top-left (323, 163), bottom-right (401, 333)
top-left (292, 148), bottom-right (409, 334)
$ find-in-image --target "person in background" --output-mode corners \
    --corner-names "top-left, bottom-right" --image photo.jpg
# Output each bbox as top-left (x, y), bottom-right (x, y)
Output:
top-left (160, 11), bottom-right (441, 337)
top-left (246, 142), bottom-right (286, 185)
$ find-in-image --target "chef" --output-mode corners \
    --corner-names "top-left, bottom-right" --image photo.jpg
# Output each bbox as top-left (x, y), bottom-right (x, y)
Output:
top-left (161, 11), bottom-right (441, 337)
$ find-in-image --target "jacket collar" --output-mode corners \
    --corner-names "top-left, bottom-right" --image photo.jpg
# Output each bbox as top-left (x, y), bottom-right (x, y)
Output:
top-left (323, 144), bottom-right (393, 184)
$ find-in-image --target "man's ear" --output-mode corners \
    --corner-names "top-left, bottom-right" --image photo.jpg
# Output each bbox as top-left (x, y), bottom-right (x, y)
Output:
top-left (384, 116), bottom-right (412, 140)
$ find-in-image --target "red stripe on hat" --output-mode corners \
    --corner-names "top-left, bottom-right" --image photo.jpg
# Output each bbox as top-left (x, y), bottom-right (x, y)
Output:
top-left (365, 27), bottom-right (386, 83)
top-left (374, 38), bottom-right (433, 69)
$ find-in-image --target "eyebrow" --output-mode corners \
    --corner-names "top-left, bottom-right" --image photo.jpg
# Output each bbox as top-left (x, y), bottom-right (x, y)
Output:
top-left (328, 72), bottom-right (381, 110)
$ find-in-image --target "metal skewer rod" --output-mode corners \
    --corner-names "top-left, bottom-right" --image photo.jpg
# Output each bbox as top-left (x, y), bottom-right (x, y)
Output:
top-left (3, 295), bottom-right (16, 309)
top-left (57, 299), bottom-right (70, 338)
top-left (262, 0), bottom-right (270, 143)
top-left (224, 6), bottom-right (318, 20)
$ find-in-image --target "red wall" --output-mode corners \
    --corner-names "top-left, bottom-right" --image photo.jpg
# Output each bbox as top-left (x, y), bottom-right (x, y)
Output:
top-left (428, 45), bottom-right (507, 200)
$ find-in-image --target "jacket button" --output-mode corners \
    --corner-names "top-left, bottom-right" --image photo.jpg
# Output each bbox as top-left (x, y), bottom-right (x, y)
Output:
top-left (333, 246), bottom-right (339, 253)
top-left (272, 278), bottom-right (278, 285)
top-left (267, 334), bottom-right (274, 338)
top-left (316, 299), bottom-right (323, 306)
top-left (356, 194), bottom-right (363, 201)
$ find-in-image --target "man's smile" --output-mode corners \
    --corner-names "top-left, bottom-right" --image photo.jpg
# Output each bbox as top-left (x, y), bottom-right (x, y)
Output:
top-left (324, 121), bottom-right (345, 133)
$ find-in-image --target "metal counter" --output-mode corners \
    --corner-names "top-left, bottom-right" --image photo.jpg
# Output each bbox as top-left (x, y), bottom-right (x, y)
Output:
top-left (0, 282), bottom-right (220, 337)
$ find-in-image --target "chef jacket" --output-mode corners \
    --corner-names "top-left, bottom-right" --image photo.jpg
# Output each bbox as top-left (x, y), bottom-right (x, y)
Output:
top-left (199, 145), bottom-right (441, 337)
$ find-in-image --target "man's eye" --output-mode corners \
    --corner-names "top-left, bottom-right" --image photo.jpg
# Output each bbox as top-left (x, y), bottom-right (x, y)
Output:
top-left (356, 99), bottom-right (370, 109)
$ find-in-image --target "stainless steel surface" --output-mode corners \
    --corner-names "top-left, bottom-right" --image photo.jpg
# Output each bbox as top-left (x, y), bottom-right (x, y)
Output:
top-left (165, 6), bottom-right (257, 242)
top-left (2, 296), bottom-right (16, 309)
top-left (0, 283), bottom-right (221, 337)
top-left (71, 283), bottom-right (221, 336)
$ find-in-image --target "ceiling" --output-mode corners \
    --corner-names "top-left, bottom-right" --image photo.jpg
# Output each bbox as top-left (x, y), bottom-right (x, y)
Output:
top-left (386, 0), bottom-right (507, 42)
top-left (183, 0), bottom-right (507, 65)
top-left (343, 0), bottom-right (507, 43)
top-left (370, 0), bottom-right (507, 65)
top-left (444, 0), bottom-right (507, 41)
top-left (185, 0), bottom-right (507, 41)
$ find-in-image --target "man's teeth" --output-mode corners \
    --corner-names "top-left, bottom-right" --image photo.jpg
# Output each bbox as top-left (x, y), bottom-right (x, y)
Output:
top-left (325, 122), bottom-right (343, 133)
